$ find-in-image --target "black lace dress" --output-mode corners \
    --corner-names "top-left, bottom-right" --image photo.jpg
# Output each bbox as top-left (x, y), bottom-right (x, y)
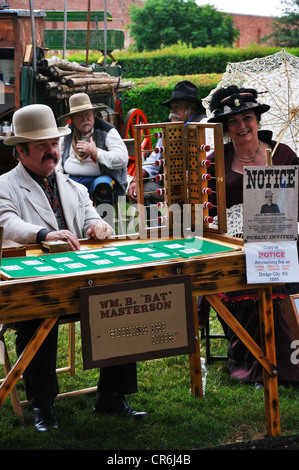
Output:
top-left (204, 130), bottom-right (299, 383)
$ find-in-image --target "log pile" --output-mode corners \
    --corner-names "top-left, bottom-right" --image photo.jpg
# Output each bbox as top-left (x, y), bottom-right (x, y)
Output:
top-left (35, 56), bottom-right (135, 101)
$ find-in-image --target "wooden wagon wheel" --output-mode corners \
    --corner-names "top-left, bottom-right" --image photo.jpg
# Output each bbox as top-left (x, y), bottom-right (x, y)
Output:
top-left (121, 108), bottom-right (151, 177)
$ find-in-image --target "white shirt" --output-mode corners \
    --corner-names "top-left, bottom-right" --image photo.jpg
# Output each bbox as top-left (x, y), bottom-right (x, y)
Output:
top-left (142, 116), bottom-right (213, 178)
top-left (142, 137), bottom-right (164, 178)
top-left (58, 127), bottom-right (128, 177)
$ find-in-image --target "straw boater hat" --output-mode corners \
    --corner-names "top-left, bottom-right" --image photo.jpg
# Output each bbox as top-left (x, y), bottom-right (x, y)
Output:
top-left (208, 85), bottom-right (270, 124)
top-left (159, 80), bottom-right (205, 114)
top-left (4, 104), bottom-right (71, 146)
top-left (58, 93), bottom-right (105, 121)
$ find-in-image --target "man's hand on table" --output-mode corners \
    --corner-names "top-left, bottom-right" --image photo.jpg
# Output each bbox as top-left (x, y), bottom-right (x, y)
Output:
top-left (87, 220), bottom-right (113, 240)
top-left (45, 230), bottom-right (81, 251)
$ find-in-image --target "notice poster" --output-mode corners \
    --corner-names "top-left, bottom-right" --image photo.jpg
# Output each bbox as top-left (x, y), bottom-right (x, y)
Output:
top-left (243, 165), bottom-right (298, 243)
top-left (243, 165), bottom-right (299, 284)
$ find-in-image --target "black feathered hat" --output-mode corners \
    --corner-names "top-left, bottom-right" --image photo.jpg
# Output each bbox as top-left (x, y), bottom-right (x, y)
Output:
top-left (208, 85), bottom-right (270, 124)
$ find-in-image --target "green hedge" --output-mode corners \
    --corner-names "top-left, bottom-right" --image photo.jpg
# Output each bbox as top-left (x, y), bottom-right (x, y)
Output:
top-left (121, 74), bottom-right (222, 123)
top-left (64, 45), bottom-right (299, 123)
top-left (66, 45), bottom-right (299, 79)
top-left (115, 45), bottom-right (299, 78)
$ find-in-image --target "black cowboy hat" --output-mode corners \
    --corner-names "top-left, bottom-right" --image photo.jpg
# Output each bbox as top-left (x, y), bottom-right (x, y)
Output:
top-left (208, 85), bottom-right (270, 123)
top-left (159, 80), bottom-right (205, 113)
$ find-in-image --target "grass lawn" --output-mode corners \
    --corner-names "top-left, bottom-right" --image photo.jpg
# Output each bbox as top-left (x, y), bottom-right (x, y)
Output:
top-left (1, 312), bottom-right (298, 451)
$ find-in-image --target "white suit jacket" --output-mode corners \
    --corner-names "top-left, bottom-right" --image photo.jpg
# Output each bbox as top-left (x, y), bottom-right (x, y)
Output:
top-left (0, 163), bottom-right (102, 244)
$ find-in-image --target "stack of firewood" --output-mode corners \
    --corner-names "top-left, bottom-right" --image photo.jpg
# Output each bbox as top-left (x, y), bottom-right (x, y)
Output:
top-left (35, 56), bottom-right (134, 101)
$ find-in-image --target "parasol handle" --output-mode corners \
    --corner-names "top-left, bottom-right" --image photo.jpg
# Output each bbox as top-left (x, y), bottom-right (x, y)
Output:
top-left (272, 111), bottom-right (296, 157)
top-left (266, 149), bottom-right (272, 166)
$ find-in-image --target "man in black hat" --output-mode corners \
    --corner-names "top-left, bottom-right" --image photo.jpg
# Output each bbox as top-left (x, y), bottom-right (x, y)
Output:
top-left (127, 81), bottom-right (206, 206)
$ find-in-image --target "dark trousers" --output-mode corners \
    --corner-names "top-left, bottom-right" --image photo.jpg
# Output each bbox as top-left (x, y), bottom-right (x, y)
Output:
top-left (15, 319), bottom-right (137, 407)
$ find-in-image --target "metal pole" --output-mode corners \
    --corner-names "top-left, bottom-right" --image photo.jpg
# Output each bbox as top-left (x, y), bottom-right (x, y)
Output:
top-left (85, 0), bottom-right (91, 67)
top-left (28, 0), bottom-right (36, 103)
top-left (63, 0), bottom-right (67, 59)
top-left (104, 0), bottom-right (107, 70)
top-left (28, 0), bottom-right (36, 72)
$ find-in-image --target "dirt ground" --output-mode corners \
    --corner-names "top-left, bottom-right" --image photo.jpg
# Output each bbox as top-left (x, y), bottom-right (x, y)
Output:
top-left (200, 434), bottom-right (299, 450)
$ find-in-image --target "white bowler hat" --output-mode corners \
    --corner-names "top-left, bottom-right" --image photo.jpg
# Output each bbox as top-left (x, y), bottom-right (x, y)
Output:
top-left (4, 104), bottom-right (71, 146)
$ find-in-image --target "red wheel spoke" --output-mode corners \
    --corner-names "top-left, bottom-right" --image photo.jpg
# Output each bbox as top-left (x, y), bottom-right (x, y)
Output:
top-left (121, 109), bottom-right (151, 176)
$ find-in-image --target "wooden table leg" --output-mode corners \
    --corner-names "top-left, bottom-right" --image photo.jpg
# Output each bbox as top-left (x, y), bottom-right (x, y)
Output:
top-left (205, 290), bottom-right (281, 437)
top-left (68, 322), bottom-right (76, 377)
top-left (205, 294), bottom-right (276, 376)
top-left (0, 316), bottom-right (59, 408)
top-left (2, 338), bottom-right (24, 421)
top-left (259, 286), bottom-right (281, 436)
top-left (189, 296), bottom-right (203, 397)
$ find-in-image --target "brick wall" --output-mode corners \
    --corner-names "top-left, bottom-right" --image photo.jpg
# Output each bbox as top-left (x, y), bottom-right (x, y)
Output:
top-left (6, 0), bottom-right (145, 49)
top-left (5, 1), bottom-right (274, 49)
top-left (231, 13), bottom-right (274, 48)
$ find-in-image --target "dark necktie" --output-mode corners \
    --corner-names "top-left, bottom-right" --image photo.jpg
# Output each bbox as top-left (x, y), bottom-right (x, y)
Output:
top-left (43, 177), bottom-right (53, 199)
top-left (43, 176), bottom-right (66, 230)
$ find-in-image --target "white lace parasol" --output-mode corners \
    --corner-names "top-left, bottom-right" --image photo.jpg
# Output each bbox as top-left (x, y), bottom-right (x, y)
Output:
top-left (204, 50), bottom-right (299, 237)
top-left (210, 203), bottom-right (243, 237)
top-left (203, 49), bottom-right (299, 155)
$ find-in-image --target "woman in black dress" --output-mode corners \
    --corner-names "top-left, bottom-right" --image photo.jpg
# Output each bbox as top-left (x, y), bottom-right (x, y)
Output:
top-left (204, 85), bottom-right (299, 385)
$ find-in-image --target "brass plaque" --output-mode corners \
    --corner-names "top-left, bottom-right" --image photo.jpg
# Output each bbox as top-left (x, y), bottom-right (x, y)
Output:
top-left (79, 275), bottom-right (195, 368)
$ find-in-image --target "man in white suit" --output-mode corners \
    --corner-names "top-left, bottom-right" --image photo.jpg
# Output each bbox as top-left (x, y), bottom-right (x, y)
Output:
top-left (0, 104), bottom-right (146, 432)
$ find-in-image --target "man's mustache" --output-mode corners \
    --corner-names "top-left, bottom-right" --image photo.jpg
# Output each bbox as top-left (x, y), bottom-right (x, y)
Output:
top-left (169, 113), bottom-right (180, 120)
top-left (41, 153), bottom-right (58, 164)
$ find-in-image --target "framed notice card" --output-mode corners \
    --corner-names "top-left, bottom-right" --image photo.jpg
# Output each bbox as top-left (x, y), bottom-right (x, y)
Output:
top-left (243, 165), bottom-right (298, 243)
top-left (79, 275), bottom-right (195, 369)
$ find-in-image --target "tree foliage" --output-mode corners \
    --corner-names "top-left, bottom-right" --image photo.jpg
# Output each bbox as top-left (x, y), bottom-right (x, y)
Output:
top-left (264, 0), bottom-right (299, 47)
top-left (128, 0), bottom-right (239, 52)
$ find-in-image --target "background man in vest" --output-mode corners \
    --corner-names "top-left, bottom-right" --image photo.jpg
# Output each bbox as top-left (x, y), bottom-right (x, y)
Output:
top-left (58, 93), bottom-right (128, 222)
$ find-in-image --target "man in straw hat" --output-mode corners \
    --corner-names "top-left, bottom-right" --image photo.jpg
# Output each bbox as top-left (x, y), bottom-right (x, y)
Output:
top-left (58, 93), bottom-right (128, 222)
top-left (0, 104), bottom-right (146, 431)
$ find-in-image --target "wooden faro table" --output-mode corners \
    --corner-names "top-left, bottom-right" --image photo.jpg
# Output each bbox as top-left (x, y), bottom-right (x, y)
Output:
top-left (0, 236), bottom-right (280, 436)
